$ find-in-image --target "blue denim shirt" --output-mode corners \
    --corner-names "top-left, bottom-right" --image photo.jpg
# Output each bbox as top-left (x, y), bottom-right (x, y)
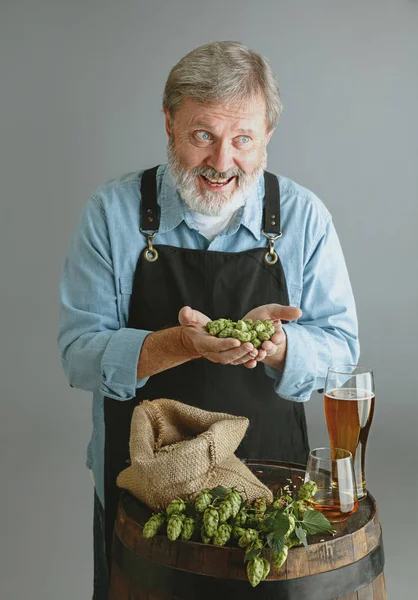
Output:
top-left (58, 164), bottom-right (359, 507)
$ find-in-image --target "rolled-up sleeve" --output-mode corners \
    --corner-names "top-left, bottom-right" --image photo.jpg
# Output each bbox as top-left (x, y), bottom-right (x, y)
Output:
top-left (58, 195), bottom-right (151, 400)
top-left (265, 219), bottom-right (360, 401)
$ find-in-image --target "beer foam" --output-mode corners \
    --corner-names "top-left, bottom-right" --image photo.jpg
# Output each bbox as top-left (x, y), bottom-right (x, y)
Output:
top-left (326, 388), bottom-right (375, 401)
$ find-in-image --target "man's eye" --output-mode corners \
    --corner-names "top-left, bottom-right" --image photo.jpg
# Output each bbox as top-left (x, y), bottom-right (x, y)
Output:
top-left (195, 131), bottom-right (212, 141)
top-left (237, 136), bottom-right (251, 144)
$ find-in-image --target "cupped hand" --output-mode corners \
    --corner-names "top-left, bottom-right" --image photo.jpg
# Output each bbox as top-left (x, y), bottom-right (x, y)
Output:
top-left (178, 306), bottom-right (258, 366)
top-left (237, 304), bottom-right (302, 369)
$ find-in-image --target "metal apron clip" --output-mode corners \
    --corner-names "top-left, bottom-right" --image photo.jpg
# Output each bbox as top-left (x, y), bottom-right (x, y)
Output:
top-left (262, 230), bottom-right (282, 265)
top-left (140, 228), bottom-right (159, 262)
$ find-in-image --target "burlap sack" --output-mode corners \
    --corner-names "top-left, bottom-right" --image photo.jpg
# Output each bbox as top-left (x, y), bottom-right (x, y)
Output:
top-left (117, 398), bottom-right (273, 511)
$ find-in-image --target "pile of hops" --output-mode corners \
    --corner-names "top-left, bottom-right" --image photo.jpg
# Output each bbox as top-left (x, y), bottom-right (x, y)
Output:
top-left (205, 318), bottom-right (275, 348)
top-left (142, 480), bottom-right (332, 588)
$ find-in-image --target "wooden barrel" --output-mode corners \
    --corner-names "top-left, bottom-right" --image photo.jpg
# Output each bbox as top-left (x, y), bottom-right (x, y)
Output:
top-left (109, 460), bottom-right (386, 600)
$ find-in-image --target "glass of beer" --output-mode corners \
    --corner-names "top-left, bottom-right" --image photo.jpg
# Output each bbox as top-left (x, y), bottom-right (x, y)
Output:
top-left (305, 447), bottom-right (358, 522)
top-left (324, 365), bottom-right (375, 500)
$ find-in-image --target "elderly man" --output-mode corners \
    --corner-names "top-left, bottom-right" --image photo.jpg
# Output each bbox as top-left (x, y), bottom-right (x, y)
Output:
top-left (58, 41), bottom-right (359, 598)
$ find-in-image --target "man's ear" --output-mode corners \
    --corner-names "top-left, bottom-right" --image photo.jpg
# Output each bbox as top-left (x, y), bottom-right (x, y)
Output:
top-left (266, 128), bottom-right (275, 144)
top-left (164, 107), bottom-right (172, 137)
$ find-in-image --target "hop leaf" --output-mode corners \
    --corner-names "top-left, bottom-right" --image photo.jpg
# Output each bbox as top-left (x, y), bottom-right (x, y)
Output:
top-left (302, 509), bottom-right (334, 534)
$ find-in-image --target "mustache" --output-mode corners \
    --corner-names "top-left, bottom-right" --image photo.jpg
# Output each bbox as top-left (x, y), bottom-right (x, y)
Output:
top-left (192, 166), bottom-right (244, 180)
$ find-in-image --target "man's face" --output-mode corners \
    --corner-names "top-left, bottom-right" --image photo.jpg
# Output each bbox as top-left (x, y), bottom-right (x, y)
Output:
top-left (166, 96), bottom-right (273, 216)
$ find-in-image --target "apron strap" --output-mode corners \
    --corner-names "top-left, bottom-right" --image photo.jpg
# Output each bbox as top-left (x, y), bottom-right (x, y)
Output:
top-left (140, 166), bottom-right (161, 230)
top-left (263, 171), bottom-right (282, 235)
top-left (140, 167), bottom-right (281, 236)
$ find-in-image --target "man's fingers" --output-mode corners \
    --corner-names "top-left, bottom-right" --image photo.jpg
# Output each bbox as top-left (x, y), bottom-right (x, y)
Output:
top-left (230, 348), bottom-right (258, 366)
top-left (243, 359), bottom-right (257, 369)
top-left (244, 303), bottom-right (302, 323)
top-left (178, 305), bottom-right (210, 327)
top-left (268, 304), bottom-right (302, 322)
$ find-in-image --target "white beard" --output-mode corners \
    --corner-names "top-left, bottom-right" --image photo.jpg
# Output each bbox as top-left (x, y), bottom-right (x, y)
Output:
top-left (167, 137), bottom-right (266, 217)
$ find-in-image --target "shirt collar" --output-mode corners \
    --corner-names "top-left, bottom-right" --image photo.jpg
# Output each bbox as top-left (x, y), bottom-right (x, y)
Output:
top-left (157, 164), bottom-right (264, 241)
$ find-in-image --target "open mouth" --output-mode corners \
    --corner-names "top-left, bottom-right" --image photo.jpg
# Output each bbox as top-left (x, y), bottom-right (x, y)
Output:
top-left (199, 174), bottom-right (236, 189)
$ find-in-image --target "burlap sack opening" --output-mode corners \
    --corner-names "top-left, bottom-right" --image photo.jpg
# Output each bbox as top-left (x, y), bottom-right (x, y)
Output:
top-left (117, 399), bottom-right (273, 511)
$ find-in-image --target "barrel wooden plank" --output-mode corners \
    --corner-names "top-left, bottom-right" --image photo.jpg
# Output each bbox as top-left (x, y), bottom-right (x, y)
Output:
top-left (372, 572), bottom-right (386, 597)
top-left (356, 583), bottom-right (374, 600)
top-left (286, 545), bottom-right (310, 578)
top-left (364, 518), bottom-right (380, 552)
top-left (352, 526), bottom-right (369, 561)
top-left (307, 535), bottom-right (355, 574)
top-left (108, 562), bottom-right (131, 598)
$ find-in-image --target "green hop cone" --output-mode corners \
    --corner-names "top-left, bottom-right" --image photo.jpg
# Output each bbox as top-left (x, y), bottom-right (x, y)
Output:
top-left (142, 513), bottom-right (165, 538)
top-left (264, 321), bottom-right (275, 335)
top-left (254, 320), bottom-right (266, 333)
top-left (213, 523), bottom-right (232, 546)
top-left (218, 500), bottom-right (233, 523)
top-left (232, 526), bottom-right (247, 540)
top-left (246, 557), bottom-right (266, 588)
top-left (238, 528), bottom-right (259, 548)
top-left (243, 318), bottom-right (253, 327)
top-left (167, 514), bottom-right (183, 541)
top-left (231, 509), bottom-right (247, 527)
top-left (287, 533), bottom-right (302, 548)
top-left (272, 545), bottom-right (289, 568)
top-left (249, 329), bottom-right (258, 342)
top-left (236, 320), bottom-right (248, 331)
top-left (203, 507), bottom-right (219, 537)
top-left (272, 495), bottom-right (291, 510)
top-left (286, 514), bottom-right (296, 537)
top-left (293, 500), bottom-right (314, 516)
top-left (181, 517), bottom-right (196, 541)
top-left (298, 481), bottom-right (318, 501)
top-left (231, 329), bottom-right (252, 342)
top-left (166, 497), bottom-right (186, 516)
top-left (245, 538), bottom-right (264, 558)
top-left (261, 557), bottom-right (271, 580)
top-left (225, 489), bottom-right (242, 518)
top-left (206, 318), bottom-right (230, 335)
top-left (217, 327), bottom-right (234, 338)
top-left (246, 512), bottom-right (262, 528)
top-left (194, 489), bottom-right (212, 513)
top-left (252, 497), bottom-right (267, 514)
top-left (257, 331), bottom-right (271, 341)
top-left (252, 338), bottom-right (262, 349)
top-left (200, 525), bottom-right (212, 544)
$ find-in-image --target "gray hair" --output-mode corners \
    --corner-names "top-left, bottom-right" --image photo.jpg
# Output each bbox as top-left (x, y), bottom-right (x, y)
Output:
top-left (163, 41), bottom-right (283, 132)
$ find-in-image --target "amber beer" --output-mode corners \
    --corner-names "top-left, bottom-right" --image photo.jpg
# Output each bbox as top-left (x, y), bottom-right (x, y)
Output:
top-left (324, 388), bottom-right (375, 499)
top-left (312, 490), bottom-right (359, 522)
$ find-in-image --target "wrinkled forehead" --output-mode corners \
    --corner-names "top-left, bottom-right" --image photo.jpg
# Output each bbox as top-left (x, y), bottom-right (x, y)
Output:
top-left (172, 95), bottom-right (268, 132)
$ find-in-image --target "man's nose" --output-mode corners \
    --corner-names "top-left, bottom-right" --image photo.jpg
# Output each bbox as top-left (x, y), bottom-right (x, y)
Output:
top-left (207, 141), bottom-right (234, 174)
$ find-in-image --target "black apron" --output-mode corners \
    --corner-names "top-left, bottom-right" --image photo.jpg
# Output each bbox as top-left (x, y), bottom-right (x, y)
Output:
top-left (104, 167), bottom-right (310, 565)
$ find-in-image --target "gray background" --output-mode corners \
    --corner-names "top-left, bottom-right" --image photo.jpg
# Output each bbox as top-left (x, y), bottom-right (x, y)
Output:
top-left (1, 0), bottom-right (417, 598)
